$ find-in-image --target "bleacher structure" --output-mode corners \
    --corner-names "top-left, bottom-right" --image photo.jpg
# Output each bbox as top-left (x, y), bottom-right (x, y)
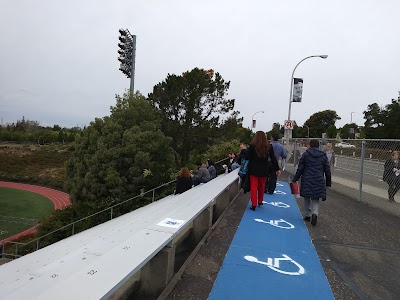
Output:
top-left (0, 171), bottom-right (240, 300)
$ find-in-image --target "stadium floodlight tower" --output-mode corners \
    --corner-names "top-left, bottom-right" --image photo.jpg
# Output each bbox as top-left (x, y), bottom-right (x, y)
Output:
top-left (117, 29), bottom-right (136, 94)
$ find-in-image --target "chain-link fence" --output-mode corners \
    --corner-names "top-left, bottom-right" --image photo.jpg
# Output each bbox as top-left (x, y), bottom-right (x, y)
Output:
top-left (283, 138), bottom-right (400, 217)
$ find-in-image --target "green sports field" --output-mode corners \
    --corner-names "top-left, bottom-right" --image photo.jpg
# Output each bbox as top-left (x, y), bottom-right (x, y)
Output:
top-left (0, 187), bottom-right (54, 240)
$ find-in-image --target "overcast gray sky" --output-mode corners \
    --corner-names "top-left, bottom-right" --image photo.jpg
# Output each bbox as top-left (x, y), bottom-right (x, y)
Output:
top-left (1, 0), bottom-right (399, 130)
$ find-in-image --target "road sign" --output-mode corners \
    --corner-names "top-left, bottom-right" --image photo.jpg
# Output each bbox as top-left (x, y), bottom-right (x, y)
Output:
top-left (284, 120), bottom-right (294, 130)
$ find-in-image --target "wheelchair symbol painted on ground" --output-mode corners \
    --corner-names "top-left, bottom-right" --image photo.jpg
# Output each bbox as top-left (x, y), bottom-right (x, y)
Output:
top-left (244, 254), bottom-right (305, 276)
top-left (262, 201), bottom-right (290, 208)
top-left (254, 218), bottom-right (295, 229)
top-left (272, 190), bottom-right (286, 195)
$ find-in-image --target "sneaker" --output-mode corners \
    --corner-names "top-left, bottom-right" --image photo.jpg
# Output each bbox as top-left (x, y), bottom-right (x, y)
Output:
top-left (258, 202), bottom-right (263, 207)
top-left (250, 206), bottom-right (256, 211)
top-left (311, 214), bottom-right (317, 226)
top-left (304, 216), bottom-right (311, 222)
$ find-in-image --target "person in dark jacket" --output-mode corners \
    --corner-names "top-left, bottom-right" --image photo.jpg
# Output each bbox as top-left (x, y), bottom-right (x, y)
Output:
top-left (246, 131), bottom-right (280, 211)
top-left (292, 139), bottom-right (332, 226)
top-left (236, 143), bottom-right (248, 165)
top-left (383, 150), bottom-right (400, 202)
top-left (223, 152), bottom-right (239, 173)
top-left (175, 167), bottom-right (193, 194)
top-left (265, 134), bottom-right (287, 194)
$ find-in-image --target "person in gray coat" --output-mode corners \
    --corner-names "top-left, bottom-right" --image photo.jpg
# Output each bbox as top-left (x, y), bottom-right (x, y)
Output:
top-left (292, 139), bottom-right (331, 226)
top-left (193, 161), bottom-right (211, 186)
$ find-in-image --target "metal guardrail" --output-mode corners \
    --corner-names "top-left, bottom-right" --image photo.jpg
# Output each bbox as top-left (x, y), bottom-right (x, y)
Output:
top-left (1, 158), bottom-right (229, 260)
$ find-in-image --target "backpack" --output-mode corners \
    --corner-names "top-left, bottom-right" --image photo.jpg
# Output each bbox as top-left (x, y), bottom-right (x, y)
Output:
top-left (238, 158), bottom-right (249, 178)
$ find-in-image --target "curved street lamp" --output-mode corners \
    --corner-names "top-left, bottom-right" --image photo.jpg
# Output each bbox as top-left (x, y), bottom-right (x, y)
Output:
top-left (251, 111), bottom-right (264, 129)
top-left (285, 55), bottom-right (328, 140)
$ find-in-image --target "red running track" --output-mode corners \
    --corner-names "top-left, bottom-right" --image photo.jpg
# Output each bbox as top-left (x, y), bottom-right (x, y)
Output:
top-left (0, 181), bottom-right (71, 243)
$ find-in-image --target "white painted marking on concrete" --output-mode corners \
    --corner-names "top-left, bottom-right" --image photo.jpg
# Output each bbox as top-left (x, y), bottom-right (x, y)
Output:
top-left (263, 201), bottom-right (290, 208)
top-left (254, 218), bottom-right (295, 229)
top-left (244, 254), bottom-right (305, 275)
top-left (273, 190), bottom-right (287, 195)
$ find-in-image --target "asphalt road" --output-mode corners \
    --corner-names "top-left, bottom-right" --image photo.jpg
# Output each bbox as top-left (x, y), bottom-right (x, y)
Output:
top-left (334, 156), bottom-right (386, 190)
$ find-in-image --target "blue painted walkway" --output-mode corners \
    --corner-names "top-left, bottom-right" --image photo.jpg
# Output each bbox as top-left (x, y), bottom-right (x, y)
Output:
top-left (209, 182), bottom-right (334, 300)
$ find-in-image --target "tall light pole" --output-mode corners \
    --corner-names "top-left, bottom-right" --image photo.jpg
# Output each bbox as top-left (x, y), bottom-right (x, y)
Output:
top-left (251, 111), bottom-right (264, 130)
top-left (118, 29), bottom-right (137, 95)
top-left (351, 112), bottom-right (355, 123)
top-left (285, 55), bottom-right (328, 141)
top-left (303, 125), bottom-right (310, 138)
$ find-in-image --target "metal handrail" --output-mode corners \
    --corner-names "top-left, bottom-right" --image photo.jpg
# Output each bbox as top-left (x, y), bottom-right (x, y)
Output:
top-left (1, 157), bottom-right (229, 258)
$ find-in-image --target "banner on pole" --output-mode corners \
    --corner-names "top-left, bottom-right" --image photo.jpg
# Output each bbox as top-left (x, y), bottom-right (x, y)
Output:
top-left (292, 78), bottom-right (303, 102)
top-left (252, 119), bottom-right (256, 128)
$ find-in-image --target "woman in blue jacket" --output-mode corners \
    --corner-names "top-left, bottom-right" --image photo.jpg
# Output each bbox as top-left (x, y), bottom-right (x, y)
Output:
top-left (292, 140), bottom-right (331, 226)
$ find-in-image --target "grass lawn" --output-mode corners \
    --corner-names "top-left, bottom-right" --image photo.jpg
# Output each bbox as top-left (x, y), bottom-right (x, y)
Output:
top-left (0, 187), bottom-right (54, 240)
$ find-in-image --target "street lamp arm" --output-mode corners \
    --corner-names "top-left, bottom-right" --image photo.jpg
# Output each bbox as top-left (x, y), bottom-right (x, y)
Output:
top-left (252, 110), bottom-right (264, 120)
top-left (287, 55), bottom-right (328, 120)
top-left (251, 111), bottom-right (264, 129)
top-left (284, 54), bottom-right (327, 142)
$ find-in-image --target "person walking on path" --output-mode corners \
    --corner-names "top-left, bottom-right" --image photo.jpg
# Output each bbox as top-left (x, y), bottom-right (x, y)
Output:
top-left (265, 134), bottom-right (287, 194)
top-left (292, 139), bottom-right (331, 226)
top-left (246, 131), bottom-right (280, 211)
top-left (383, 150), bottom-right (400, 202)
top-left (324, 143), bottom-right (335, 171)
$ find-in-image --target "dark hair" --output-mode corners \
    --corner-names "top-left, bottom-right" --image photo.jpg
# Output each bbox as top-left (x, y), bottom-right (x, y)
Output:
top-left (194, 161), bottom-right (202, 166)
top-left (251, 131), bottom-right (271, 158)
top-left (207, 159), bottom-right (214, 166)
top-left (310, 140), bottom-right (319, 148)
top-left (272, 134), bottom-right (279, 141)
top-left (179, 167), bottom-right (191, 178)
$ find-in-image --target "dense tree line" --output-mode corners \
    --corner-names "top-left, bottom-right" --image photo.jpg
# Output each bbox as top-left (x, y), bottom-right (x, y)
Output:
top-left (65, 68), bottom-right (251, 205)
top-left (0, 116), bottom-right (81, 143)
top-left (363, 94), bottom-right (400, 139)
top-left (65, 92), bottom-right (177, 203)
top-left (266, 94), bottom-right (400, 140)
top-left (148, 68), bottom-right (244, 164)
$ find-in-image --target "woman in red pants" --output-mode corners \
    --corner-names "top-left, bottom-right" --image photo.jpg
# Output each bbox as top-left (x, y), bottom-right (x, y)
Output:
top-left (247, 131), bottom-right (281, 210)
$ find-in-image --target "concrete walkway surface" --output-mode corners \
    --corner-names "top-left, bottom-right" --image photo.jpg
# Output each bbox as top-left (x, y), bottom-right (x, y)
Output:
top-left (164, 180), bottom-right (400, 300)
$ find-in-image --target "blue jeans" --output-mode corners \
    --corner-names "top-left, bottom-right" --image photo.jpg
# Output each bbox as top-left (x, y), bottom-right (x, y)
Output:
top-left (193, 177), bottom-right (208, 186)
top-left (231, 163), bottom-right (240, 170)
